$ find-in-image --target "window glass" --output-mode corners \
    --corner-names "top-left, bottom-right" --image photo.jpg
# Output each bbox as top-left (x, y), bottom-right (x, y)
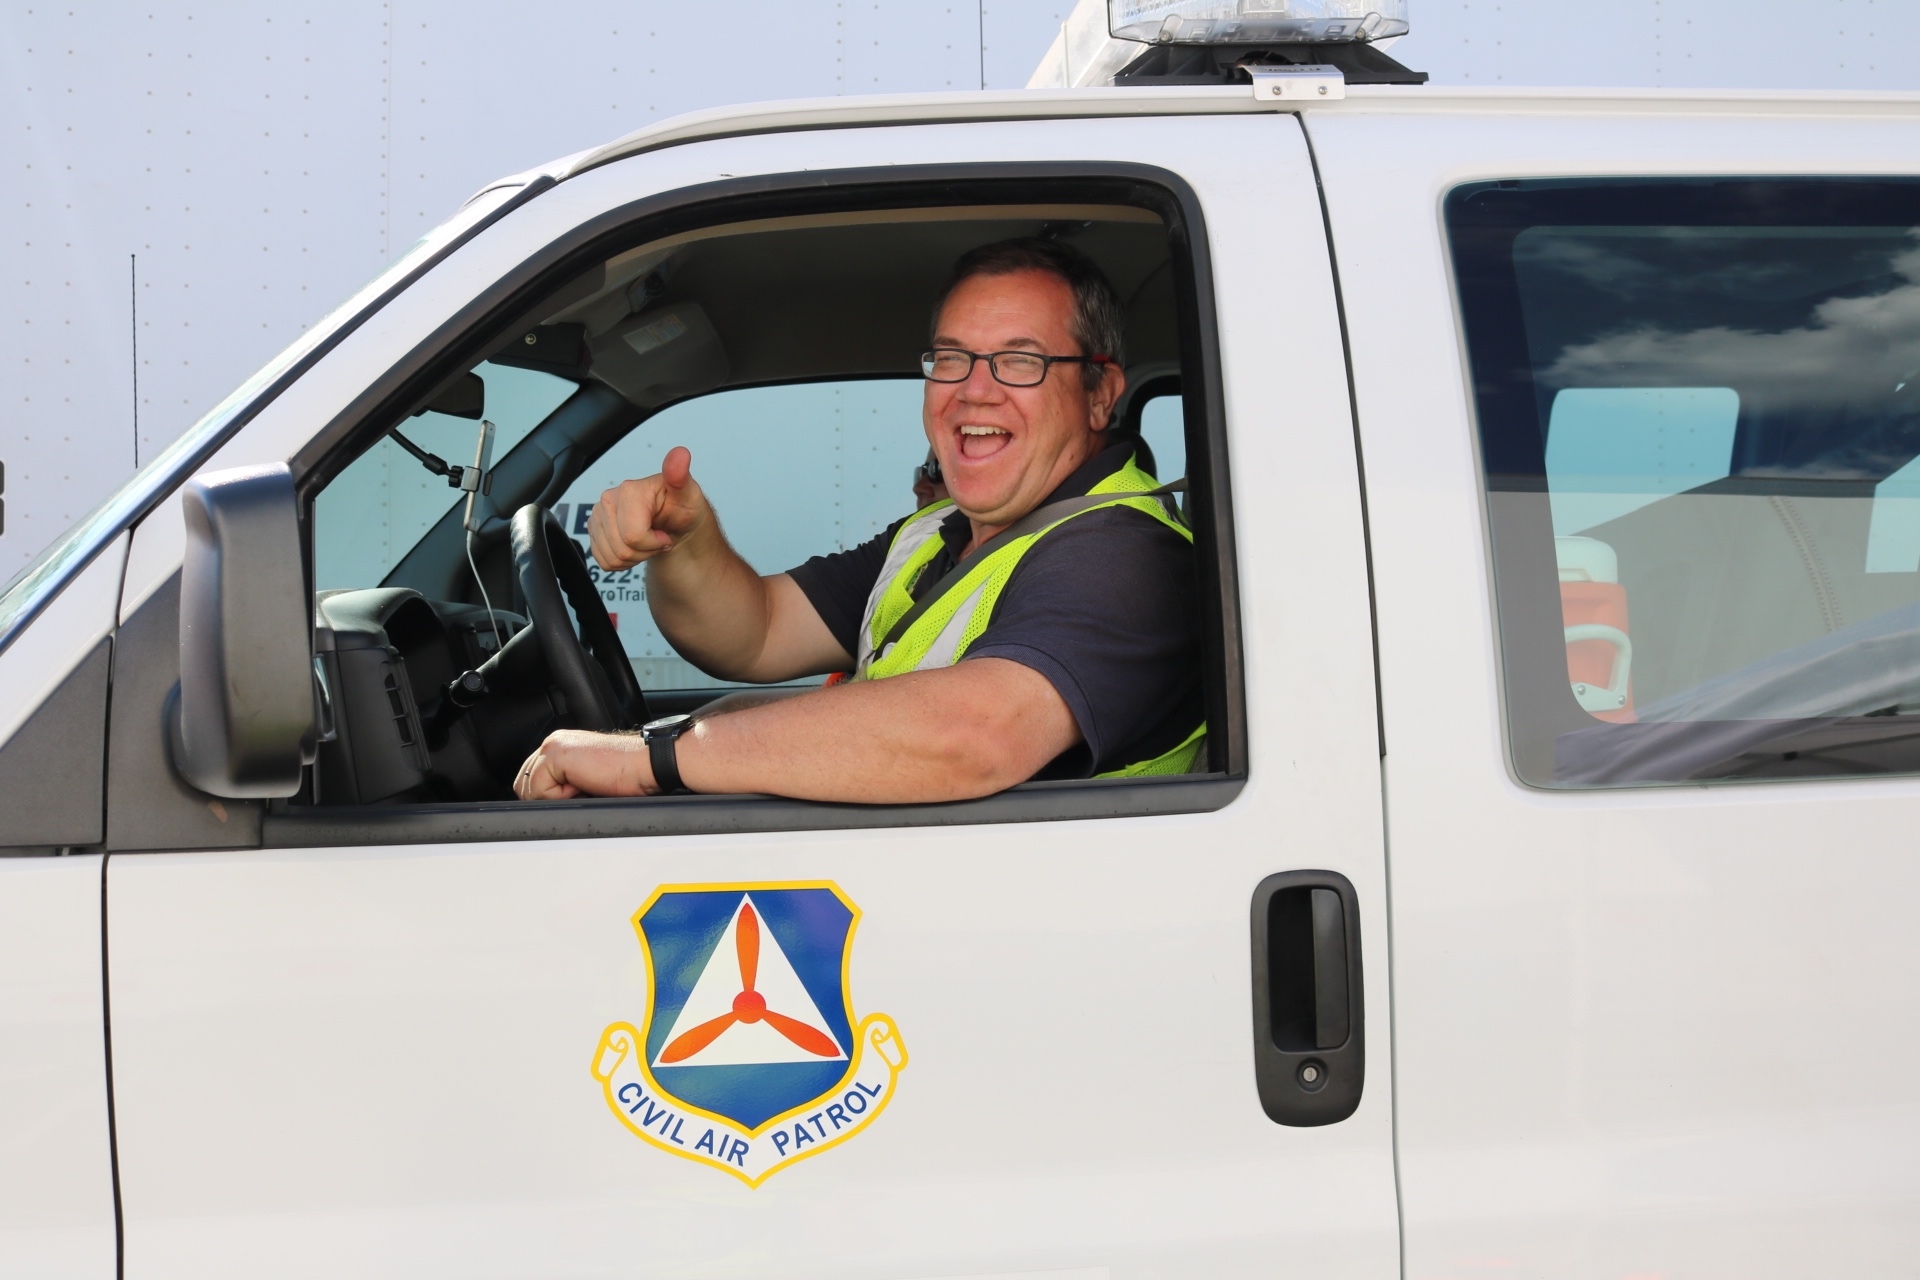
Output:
top-left (1138, 393), bottom-right (1187, 481)
top-left (553, 379), bottom-right (928, 689)
top-left (314, 363), bottom-right (575, 592)
top-left (1545, 387), bottom-right (1738, 533)
top-left (1450, 181), bottom-right (1920, 786)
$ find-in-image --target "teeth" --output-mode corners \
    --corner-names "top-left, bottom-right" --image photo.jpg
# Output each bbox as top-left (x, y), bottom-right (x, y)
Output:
top-left (959, 425), bottom-right (1009, 436)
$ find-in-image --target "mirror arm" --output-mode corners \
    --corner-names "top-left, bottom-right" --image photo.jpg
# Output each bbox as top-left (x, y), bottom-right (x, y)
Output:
top-left (388, 428), bottom-right (474, 489)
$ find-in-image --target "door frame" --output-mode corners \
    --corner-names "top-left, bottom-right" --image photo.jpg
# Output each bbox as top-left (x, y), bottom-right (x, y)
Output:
top-left (259, 161), bottom-right (1249, 849)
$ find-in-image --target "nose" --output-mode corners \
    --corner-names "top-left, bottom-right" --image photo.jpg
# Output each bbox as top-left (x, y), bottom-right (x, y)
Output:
top-left (956, 354), bottom-right (1004, 401)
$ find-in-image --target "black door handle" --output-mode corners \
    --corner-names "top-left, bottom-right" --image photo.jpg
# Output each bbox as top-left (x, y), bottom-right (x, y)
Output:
top-left (1250, 870), bottom-right (1364, 1126)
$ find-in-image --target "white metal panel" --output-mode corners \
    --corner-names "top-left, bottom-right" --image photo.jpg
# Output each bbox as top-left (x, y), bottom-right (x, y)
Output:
top-left (1310, 102), bottom-right (1920, 1276)
top-left (0, 0), bottom-right (1063, 584)
top-left (0, 7), bottom-right (391, 579)
top-left (104, 111), bottom-right (1396, 1278)
top-left (0, 853), bottom-right (115, 1280)
top-left (1392, 0), bottom-right (1920, 91)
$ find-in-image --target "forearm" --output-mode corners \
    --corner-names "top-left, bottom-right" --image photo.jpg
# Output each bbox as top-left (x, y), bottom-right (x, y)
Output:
top-left (644, 518), bottom-right (781, 680)
top-left (677, 659), bottom-right (1076, 802)
top-left (514, 659), bottom-right (1080, 804)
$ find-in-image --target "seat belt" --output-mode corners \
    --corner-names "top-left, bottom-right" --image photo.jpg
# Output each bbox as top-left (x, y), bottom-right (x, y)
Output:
top-left (870, 478), bottom-right (1188, 662)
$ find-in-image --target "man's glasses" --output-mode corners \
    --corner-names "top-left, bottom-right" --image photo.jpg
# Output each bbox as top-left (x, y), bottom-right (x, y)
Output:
top-left (920, 348), bottom-right (1115, 388)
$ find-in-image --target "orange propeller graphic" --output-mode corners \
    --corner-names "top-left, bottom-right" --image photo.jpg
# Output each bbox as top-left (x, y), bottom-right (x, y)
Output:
top-left (659, 902), bottom-right (840, 1063)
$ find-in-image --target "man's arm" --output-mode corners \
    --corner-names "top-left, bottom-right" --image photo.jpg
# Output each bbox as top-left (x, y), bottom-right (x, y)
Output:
top-left (588, 445), bottom-right (850, 682)
top-left (514, 657), bottom-right (1079, 804)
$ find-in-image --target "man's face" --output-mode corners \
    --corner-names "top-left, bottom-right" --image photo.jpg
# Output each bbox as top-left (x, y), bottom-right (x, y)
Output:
top-left (924, 269), bottom-right (1126, 530)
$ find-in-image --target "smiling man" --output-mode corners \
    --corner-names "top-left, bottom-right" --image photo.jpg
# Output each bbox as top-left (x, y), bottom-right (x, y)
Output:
top-left (514, 237), bottom-right (1205, 803)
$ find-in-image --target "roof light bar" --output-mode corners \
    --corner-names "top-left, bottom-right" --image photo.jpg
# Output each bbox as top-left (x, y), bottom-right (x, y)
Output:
top-left (1109, 0), bottom-right (1409, 44)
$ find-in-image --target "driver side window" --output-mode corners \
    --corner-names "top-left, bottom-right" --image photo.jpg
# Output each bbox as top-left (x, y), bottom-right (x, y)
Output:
top-left (551, 379), bottom-right (927, 690)
top-left (289, 187), bottom-right (1237, 828)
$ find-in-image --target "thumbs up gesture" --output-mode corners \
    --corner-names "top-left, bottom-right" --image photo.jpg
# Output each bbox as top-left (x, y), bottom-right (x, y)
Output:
top-left (586, 446), bottom-right (710, 572)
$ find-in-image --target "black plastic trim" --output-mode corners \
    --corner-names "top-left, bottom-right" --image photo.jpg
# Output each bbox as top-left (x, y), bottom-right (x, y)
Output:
top-left (106, 574), bottom-right (264, 852)
top-left (1250, 869), bottom-right (1365, 1126)
top-left (259, 775), bottom-right (1244, 849)
top-left (170, 465), bottom-right (316, 797)
top-left (0, 637), bottom-right (111, 851)
top-left (1114, 41), bottom-right (1427, 86)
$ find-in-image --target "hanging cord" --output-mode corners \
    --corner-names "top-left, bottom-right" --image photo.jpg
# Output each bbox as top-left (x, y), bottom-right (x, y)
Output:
top-left (461, 419), bottom-right (505, 653)
top-left (465, 525), bottom-right (505, 653)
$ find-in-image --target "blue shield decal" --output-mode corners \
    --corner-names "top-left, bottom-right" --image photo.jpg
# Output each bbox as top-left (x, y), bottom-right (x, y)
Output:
top-left (592, 881), bottom-right (907, 1186)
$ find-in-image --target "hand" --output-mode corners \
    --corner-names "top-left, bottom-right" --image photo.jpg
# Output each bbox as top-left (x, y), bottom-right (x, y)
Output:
top-left (586, 445), bottom-right (709, 572)
top-left (514, 729), bottom-right (656, 800)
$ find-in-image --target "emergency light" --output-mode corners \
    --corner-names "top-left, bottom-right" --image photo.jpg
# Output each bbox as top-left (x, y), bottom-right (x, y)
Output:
top-left (1109, 0), bottom-right (1408, 44)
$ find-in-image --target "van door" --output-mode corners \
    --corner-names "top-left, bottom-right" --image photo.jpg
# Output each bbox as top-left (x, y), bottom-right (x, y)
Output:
top-left (0, 537), bottom-right (123, 1277)
top-left (1315, 109), bottom-right (1920, 1274)
top-left (100, 111), bottom-right (1396, 1278)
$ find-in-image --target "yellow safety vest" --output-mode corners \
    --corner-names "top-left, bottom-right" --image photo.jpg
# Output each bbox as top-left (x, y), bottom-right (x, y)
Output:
top-left (852, 455), bottom-right (1207, 778)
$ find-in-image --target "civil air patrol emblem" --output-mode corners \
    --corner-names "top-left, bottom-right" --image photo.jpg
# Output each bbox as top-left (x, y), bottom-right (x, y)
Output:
top-left (592, 881), bottom-right (906, 1186)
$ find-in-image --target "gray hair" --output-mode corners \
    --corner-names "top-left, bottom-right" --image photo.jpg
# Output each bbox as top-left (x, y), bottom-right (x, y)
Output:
top-left (931, 237), bottom-right (1125, 390)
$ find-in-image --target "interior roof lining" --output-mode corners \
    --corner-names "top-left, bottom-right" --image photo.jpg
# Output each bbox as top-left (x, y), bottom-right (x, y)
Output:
top-left (553, 203), bottom-right (1166, 326)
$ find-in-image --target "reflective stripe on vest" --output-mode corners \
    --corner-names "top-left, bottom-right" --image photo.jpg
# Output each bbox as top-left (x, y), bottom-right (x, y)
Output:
top-left (851, 455), bottom-right (1207, 777)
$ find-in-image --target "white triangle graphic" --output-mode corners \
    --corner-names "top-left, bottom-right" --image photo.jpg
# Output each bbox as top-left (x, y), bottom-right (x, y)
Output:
top-left (652, 894), bottom-right (846, 1068)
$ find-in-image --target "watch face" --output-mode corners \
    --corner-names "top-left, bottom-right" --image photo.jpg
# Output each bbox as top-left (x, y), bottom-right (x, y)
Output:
top-left (643, 713), bottom-right (693, 737)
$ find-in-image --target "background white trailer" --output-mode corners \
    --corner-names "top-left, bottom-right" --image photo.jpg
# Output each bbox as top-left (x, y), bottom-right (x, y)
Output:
top-left (4, 0), bottom-right (1919, 580)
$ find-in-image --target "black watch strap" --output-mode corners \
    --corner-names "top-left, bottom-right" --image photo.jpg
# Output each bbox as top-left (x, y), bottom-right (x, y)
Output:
top-left (643, 715), bottom-right (692, 795)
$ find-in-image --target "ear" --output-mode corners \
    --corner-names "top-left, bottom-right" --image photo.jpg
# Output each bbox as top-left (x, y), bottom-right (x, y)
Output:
top-left (1089, 363), bottom-right (1127, 432)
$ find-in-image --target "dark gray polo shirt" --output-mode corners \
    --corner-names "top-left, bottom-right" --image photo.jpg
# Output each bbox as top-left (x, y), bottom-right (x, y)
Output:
top-left (786, 443), bottom-right (1203, 778)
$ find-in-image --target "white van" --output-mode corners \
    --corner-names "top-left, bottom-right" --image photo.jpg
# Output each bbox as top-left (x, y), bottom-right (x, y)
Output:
top-left (3, 31), bottom-right (1919, 1280)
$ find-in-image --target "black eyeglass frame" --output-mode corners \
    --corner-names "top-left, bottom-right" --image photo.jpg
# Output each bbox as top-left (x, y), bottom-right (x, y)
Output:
top-left (920, 347), bottom-right (1117, 387)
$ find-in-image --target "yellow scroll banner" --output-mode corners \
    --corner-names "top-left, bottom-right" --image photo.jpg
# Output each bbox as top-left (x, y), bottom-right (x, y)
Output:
top-left (592, 1013), bottom-right (907, 1187)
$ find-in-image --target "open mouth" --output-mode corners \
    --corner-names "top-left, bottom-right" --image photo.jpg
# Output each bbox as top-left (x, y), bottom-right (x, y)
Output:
top-left (957, 423), bottom-right (1013, 461)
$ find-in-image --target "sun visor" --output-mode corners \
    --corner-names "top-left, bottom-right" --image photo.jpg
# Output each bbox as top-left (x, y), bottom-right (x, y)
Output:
top-left (590, 303), bottom-right (730, 408)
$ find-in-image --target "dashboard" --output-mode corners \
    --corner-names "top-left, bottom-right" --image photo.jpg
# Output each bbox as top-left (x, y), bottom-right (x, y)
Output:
top-left (312, 589), bottom-right (553, 804)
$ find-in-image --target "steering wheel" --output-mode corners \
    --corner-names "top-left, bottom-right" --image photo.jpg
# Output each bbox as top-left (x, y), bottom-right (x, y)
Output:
top-left (508, 505), bottom-right (648, 733)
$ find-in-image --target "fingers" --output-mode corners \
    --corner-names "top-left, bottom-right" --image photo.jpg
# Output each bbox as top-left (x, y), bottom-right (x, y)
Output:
top-left (584, 446), bottom-right (702, 572)
top-left (514, 729), bottom-right (653, 800)
top-left (514, 742), bottom-right (580, 801)
top-left (588, 478), bottom-right (671, 570)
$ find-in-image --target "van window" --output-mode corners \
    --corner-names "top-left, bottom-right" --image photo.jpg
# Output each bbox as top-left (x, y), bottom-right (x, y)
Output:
top-left (1544, 386), bottom-right (1739, 534)
top-left (549, 379), bottom-right (926, 689)
top-left (314, 363), bottom-right (574, 592)
top-left (1138, 392), bottom-right (1187, 482)
top-left (1450, 180), bottom-right (1920, 786)
top-left (290, 188), bottom-right (1238, 827)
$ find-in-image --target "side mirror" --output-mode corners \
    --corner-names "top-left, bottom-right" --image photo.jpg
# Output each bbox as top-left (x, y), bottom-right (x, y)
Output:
top-left (168, 464), bottom-right (317, 798)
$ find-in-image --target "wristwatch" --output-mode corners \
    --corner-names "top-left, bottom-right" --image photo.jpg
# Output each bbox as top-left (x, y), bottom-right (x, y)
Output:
top-left (640, 713), bottom-right (695, 795)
